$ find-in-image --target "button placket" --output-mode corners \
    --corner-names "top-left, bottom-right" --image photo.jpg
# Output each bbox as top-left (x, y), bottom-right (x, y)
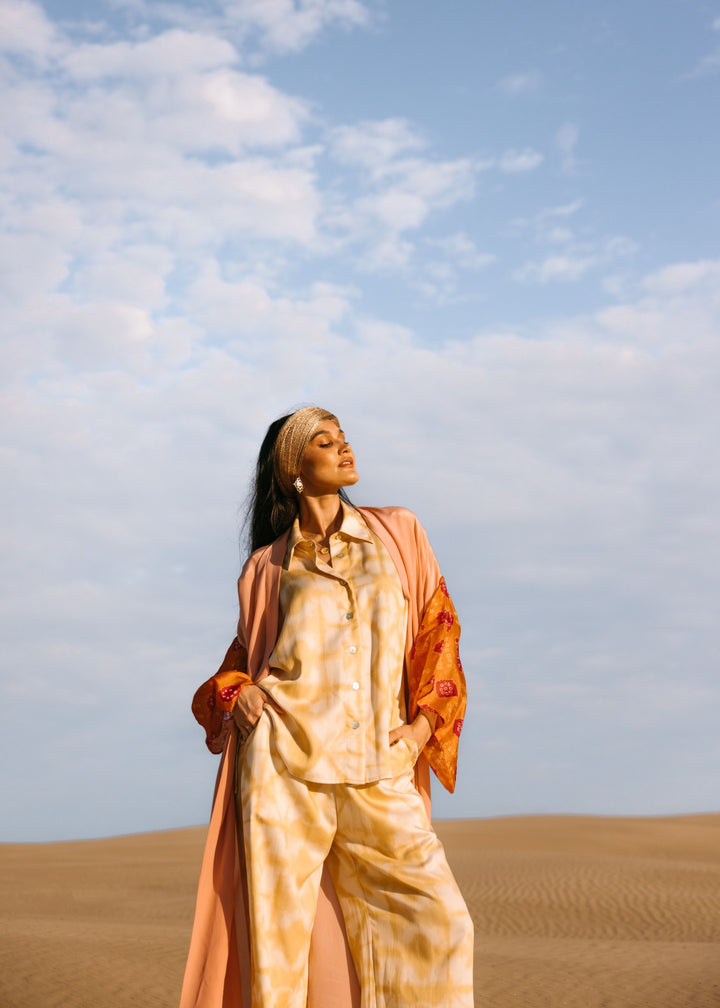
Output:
top-left (341, 578), bottom-right (363, 744)
top-left (335, 533), bottom-right (347, 560)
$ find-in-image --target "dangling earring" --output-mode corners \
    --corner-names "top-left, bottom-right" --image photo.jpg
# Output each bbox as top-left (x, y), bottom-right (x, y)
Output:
top-left (293, 476), bottom-right (304, 494)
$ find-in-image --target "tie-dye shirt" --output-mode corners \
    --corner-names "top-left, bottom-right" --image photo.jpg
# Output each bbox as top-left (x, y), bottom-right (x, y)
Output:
top-left (261, 502), bottom-right (409, 784)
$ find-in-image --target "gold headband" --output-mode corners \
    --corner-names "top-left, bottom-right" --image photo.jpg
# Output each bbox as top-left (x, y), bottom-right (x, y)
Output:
top-left (273, 407), bottom-right (339, 496)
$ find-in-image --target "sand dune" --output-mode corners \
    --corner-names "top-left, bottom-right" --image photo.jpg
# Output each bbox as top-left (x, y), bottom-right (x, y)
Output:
top-left (1, 815), bottom-right (719, 1007)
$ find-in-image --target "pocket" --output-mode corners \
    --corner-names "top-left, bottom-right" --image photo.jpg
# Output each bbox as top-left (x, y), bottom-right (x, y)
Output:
top-left (237, 706), bottom-right (267, 754)
top-left (402, 735), bottom-right (419, 764)
top-left (391, 734), bottom-right (419, 770)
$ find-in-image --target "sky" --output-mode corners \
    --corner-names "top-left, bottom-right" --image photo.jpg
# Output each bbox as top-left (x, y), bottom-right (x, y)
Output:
top-left (1, 0), bottom-right (719, 842)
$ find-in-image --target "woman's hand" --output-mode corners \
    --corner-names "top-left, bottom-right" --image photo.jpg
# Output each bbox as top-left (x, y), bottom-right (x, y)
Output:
top-left (232, 684), bottom-right (269, 741)
top-left (388, 710), bottom-right (436, 753)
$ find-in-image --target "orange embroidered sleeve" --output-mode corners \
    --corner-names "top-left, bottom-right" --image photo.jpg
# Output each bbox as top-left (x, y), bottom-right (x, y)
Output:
top-left (191, 637), bottom-right (252, 754)
top-left (407, 577), bottom-right (466, 793)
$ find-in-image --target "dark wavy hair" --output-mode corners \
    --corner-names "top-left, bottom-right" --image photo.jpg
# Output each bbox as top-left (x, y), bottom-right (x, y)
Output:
top-left (245, 413), bottom-right (352, 554)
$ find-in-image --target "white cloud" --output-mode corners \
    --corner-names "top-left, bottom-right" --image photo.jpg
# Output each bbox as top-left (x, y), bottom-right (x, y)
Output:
top-left (689, 48), bottom-right (720, 76)
top-left (514, 235), bottom-right (636, 284)
top-left (55, 33), bottom-right (310, 155)
top-left (3, 29), bottom-right (479, 293)
top-left (542, 198), bottom-right (585, 219)
top-left (494, 71), bottom-right (542, 95)
top-left (330, 118), bottom-right (427, 172)
top-left (1, 38), bottom-right (319, 254)
top-left (2, 0), bottom-right (719, 840)
top-left (426, 233), bottom-right (496, 271)
top-left (686, 18), bottom-right (720, 77)
top-left (328, 120), bottom-right (478, 209)
top-left (416, 233), bottom-right (496, 302)
top-left (358, 235), bottom-right (415, 272)
top-left (355, 189), bottom-right (428, 231)
top-left (596, 263), bottom-right (720, 352)
top-left (331, 154), bottom-right (477, 268)
top-left (72, 0), bottom-right (372, 59)
top-left (65, 244), bottom-right (175, 309)
top-left (324, 118), bottom-right (479, 270)
top-left (510, 201), bottom-right (636, 285)
top-left (545, 226), bottom-right (573, 243)
top-left (0, 0), bottom-right (57, 59)
top-left (221, 0), bottom-right (371, 54)
top-left (498, 147), bottom-right (544, 173)
top-left (556, 121), bottom-right (579, 173)
top-left (642, 259), bottom-right (720, 295)
top-left (201, 70), bottom-right (306, 143)
top-left (64, 29), bottom-right (238, 79)
top-left (182, 263), bottom-right (353, 347)
top-left (3, 252), bottom-right (720, 837)
top-left (515, 253), bottom-right (594, 283)
top-left (509, 199), bottom-right (584, 236)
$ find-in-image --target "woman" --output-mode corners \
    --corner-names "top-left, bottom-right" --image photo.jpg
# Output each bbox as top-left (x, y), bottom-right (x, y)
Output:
top-left (180, 407), bottom-right (474, 1008)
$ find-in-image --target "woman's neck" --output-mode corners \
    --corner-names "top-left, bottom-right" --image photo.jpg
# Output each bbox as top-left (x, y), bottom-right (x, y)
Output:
top-left (297, 494), bottom-right (343, 540)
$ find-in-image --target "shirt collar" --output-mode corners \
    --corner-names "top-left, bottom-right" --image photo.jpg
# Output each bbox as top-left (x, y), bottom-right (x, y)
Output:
top-left (286, 499), bottom-right (373, 557)
top-left (338, 500), bottom-right (373, 543)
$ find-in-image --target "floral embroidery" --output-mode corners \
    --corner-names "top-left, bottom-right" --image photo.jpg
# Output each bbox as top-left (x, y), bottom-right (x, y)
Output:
top-left (218, 683), bottom-right (243, 702)
top-left (406, 578), bottom-right (466, 793)
top-left (192, 635), bottom-right (250, 753)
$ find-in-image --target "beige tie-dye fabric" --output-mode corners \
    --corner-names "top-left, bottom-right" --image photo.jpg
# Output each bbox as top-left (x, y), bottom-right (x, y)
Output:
top-left (263, 502), bottom-right (409, 783)
top-left (238, 712), bottom-right (474, 1008)
top-left (182, 506), bottom-right (472, 1008)
top-left (237, 503), bottom-right (474, 1007)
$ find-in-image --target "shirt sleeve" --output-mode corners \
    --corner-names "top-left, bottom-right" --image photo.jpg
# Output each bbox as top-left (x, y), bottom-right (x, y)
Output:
top-left (407, 577), bottom-right (467, 793)
top-left (191, 637), bottom-right (252, 754)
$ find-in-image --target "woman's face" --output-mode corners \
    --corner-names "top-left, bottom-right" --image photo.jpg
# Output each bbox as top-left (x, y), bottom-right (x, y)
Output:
top-left (299, 420), bottom-right (358, 494)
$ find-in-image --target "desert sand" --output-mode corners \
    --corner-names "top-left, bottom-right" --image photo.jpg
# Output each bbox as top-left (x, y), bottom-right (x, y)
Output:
top-left (1, 814), bottom-right (719, 1008)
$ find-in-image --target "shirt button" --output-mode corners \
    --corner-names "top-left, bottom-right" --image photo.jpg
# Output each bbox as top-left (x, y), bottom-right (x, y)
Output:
top-left (345, 612), bottom-right (354, 620)
top-left (351, 721), bottom-right (360, 730)
top-left (352, 682), bottom-right (360, 690)
top-left (349, 646), bottom-right (357, 654)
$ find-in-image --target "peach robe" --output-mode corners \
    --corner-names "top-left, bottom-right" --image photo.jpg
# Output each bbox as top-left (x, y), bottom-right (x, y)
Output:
top-left (180, 506), bottom-right (467, 1008)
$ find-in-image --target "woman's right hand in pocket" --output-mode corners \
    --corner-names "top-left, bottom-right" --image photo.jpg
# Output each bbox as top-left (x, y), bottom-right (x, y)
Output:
top-left (232, 684), bottom-right (268, 740)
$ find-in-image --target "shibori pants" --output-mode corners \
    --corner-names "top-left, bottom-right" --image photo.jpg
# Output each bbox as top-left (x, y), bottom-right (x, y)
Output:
top-left (236, 713), bottom-right (474, 1008)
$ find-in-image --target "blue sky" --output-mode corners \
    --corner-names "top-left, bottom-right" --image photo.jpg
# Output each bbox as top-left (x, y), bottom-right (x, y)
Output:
top-left (1, 0), bottom-right (719, 841)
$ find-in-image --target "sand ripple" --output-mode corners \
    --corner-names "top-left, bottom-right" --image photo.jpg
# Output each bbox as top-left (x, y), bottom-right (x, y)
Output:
top-left (437, 815), bottom-right (720, 1007)
top-left (1, 815), bottom-right (718, 1007)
